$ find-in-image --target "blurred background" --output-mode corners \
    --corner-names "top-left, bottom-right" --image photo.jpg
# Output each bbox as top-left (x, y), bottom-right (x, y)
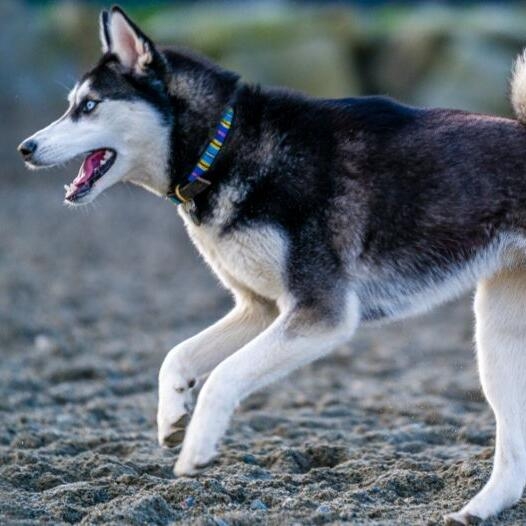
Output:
top-left (3, 2), bottom-right (526, 524)
top-left (5, 0), bottom-right (526, 184)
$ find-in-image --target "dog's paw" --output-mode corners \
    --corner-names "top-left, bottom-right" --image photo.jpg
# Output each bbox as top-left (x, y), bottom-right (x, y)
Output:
top-left (444, 511), bottom-right (482, 525)
top-left (174, 444), bottom-right (218, 477)
top-left (157, 372), bottom-right (197, 448)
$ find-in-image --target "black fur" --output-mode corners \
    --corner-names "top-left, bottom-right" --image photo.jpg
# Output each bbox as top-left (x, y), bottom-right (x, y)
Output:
top-left (99, 10), bottom-right (111, 51)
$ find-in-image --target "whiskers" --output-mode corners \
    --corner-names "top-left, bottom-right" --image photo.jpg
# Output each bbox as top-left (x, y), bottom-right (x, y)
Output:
top-left (54, 79), bottom-right (74, 93)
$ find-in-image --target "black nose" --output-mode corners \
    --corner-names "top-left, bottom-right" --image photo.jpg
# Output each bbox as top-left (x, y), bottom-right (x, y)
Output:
top-left (18, 139), bottom-right (37, 160)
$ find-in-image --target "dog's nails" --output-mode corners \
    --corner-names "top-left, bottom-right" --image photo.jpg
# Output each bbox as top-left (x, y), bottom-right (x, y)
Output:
top-left (172, 414), bottom-right (189, 429)
top-left (444, 513), bottom-right (482, 526)
top-left (161, 414), bottom-right (189, 448)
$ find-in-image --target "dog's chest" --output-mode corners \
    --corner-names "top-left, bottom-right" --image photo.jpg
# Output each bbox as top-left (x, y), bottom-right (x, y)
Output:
top-left (182, 214), bottom-right (286, 300)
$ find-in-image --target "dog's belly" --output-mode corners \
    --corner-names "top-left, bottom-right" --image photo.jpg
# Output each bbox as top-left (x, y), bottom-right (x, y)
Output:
top-left (182, 217), bottom-right (286, 301)
top-left (357, 278), bottom-right (468, 323)
top-left (356, 236), bottom-right (520, 323)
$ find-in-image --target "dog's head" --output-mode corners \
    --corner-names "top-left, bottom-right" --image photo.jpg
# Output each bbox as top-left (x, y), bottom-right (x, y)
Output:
top-left (18, 7), bottom-right (173, 205)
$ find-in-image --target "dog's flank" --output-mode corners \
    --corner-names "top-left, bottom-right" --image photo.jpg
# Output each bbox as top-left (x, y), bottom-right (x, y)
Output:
top-left (17, 6), bottom-right (526, 524)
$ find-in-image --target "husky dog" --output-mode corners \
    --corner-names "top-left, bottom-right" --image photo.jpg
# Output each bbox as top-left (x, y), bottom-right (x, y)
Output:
top-left (18, 6), bottom-right (526, 523)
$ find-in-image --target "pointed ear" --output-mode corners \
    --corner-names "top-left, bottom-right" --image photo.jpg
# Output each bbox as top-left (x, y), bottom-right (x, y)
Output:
top-left (102, 6), bottom-right (156, 73)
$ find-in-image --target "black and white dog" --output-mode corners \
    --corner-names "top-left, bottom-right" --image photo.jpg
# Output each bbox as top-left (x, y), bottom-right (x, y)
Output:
top-left (18, 6), bottom-right (526, 523)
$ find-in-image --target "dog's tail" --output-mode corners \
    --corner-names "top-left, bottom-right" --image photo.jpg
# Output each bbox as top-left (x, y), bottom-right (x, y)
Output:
top-left (511, 50), bottom-right (526, 124)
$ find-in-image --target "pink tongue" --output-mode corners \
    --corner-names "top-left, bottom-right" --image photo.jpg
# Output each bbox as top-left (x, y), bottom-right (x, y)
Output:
top-left (73, 150), bottom-right (106, 185)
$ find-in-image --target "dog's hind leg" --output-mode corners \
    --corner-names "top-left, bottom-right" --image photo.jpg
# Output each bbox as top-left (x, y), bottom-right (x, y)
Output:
top-left (445, 269), bottom-right (526, 525)
top-left (174, 292), bottom-right (359, 476)
top-left (157, 294), bottom-right (277, 447)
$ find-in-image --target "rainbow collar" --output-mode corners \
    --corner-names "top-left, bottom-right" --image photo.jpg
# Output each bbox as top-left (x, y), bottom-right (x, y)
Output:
top-left (168, 106), bottom-right (234, 207)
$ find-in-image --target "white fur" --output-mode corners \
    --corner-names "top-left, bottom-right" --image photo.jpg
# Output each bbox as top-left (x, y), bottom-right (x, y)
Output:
top-left (511, 50), bottom-right (526, 124)
top-left (180, 211), bottom-right (287, 301)
top-left (157, 215), bottom-right (286, 448)
top-left (158, 297), bottom-right (278, 446)
top-left (174, 290), bottom-right (360, 475)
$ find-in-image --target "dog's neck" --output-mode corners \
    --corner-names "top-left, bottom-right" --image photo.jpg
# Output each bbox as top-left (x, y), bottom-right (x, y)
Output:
top-left (167, 59), bottom-right (238, 176)
top-left (160, 51), bottom-right (242, 217)
top-left (167, 104), bottom-right (235, 207)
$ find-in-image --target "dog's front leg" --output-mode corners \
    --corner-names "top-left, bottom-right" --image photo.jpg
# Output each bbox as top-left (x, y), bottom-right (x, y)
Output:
top-left (174, 292), bottom-right (359, 476)
top-left (157, 296), bottom-right (277, 447)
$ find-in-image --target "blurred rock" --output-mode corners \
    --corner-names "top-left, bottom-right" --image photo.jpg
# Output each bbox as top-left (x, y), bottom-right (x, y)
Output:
top-left (5, 0), bottom-right (526, 183)
top-left (413, 34), bottom-right (513, 115)
top-left (223, 36), bottom-right (359, 97)
top-left (249, 498), bottom-right (268, 511)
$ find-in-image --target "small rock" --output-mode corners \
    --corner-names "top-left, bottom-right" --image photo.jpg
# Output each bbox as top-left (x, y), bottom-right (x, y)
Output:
top-left (316, 504), bottom-right (331, 513)
top-left (242, 453), bottom-right (258, 465)
top-left (281, 497), bottom-right (295, 509)
top-left (181, 496), bottom-right (195, 509)
top-left (34, 334), bottom-right (55, 352)
top-left (250, 499), bottom-right (267, 511)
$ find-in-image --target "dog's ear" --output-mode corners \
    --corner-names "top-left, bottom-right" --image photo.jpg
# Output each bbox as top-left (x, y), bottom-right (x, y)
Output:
top-left (100, 6), bottom-right (157, 73)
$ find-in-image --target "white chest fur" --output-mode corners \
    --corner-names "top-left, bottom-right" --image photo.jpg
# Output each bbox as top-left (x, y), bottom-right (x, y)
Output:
top-left (180, 210), bottom-right (287, 301)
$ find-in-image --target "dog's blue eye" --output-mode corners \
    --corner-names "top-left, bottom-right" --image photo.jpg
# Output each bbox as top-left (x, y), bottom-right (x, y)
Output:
top-left (82, 100), bottom-right (98, 114)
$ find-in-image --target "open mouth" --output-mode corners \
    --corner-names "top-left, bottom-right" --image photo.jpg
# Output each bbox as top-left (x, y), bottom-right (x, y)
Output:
top-left (64, 149), bottom-right (116, 202)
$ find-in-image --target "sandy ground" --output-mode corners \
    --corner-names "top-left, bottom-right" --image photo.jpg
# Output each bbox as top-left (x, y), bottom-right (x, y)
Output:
top-left (1, 180), bottom-right (525, 525)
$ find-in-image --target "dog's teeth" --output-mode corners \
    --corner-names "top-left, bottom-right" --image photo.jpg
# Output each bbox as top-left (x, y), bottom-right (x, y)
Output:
top-left (103, 151), bottom-right (111, 160)
top-left (64, 184), bottom-right (70, 191)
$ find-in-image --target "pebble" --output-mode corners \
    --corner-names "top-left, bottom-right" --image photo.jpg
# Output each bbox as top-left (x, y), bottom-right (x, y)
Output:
top-left (250, 499), bottom-right (268, 511)
top-left (281, 497), bottom-right (295, 509)
top-left (316, 504), bottom-right (331, 513)
top-left (34, 334), bottom-right (55, 352)
top-left (181, 496), bottom-right (195, 509)
top-left (242, 453), bottom-right (258, 465)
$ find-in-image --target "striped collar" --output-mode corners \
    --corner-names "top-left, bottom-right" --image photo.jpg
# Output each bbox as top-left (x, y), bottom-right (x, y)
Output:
top-left (167, 106), bottom-right (234, 209)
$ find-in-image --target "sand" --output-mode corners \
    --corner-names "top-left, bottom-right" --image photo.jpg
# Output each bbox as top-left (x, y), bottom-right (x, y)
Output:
top-left (1, 181), bottom-right (523, 525)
